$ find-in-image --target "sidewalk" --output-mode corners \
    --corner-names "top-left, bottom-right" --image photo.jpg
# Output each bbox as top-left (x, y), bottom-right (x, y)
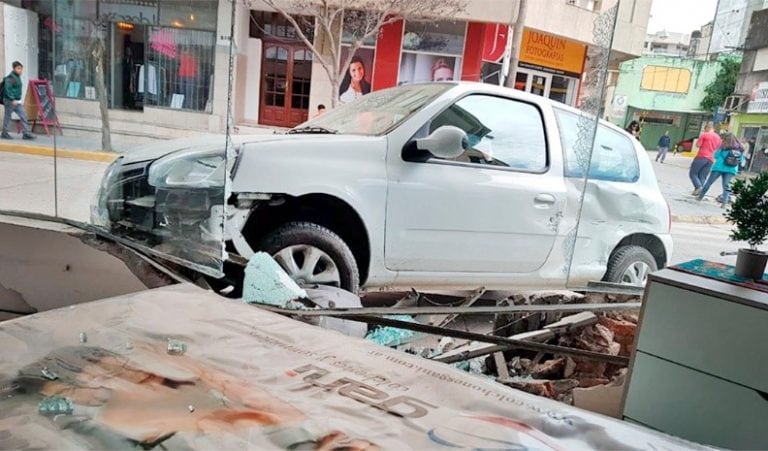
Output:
top-left (0, 132), bottom-right (122, 162)
top-left (648, 150), bottom-right (729, 224)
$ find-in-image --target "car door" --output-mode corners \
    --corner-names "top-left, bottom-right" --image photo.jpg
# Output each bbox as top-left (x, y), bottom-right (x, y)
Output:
top-left (384, 94), bottom-right (566, 273)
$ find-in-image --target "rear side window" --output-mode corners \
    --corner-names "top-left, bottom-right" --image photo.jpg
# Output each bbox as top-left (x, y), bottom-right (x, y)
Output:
top-left (554, 109), bottom-right (639, 182)
top-left (428, 95), bottom-right (548, 172)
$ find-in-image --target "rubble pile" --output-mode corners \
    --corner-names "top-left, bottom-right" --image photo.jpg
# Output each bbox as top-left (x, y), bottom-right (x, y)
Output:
top-left (492, 292), bottom-right (639, 407)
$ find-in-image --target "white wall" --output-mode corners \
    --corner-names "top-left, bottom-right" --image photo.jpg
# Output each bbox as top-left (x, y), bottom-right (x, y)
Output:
top-left (244, 38), bottom-right (263, 122)
top-left (2, 3), bottom-right (38, 101)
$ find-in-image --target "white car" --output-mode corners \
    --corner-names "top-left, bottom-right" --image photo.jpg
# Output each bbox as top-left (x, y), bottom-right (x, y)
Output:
top-left (92, 82), bottom-right (672, 292)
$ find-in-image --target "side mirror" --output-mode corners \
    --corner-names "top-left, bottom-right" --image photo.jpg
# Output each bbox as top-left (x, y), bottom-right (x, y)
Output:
top-left (416, 126), bottom-right (469, 160)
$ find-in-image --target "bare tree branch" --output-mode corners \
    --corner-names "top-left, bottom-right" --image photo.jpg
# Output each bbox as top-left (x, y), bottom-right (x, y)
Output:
top-left (243, 0), bottom-right (466, 107)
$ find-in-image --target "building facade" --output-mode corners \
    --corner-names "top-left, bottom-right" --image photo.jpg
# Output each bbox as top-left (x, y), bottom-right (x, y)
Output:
top-left (1, 0), bottom-right (652, 142)
top-left (687, 21), bottom-right (714, 60)
top-left (1, 0), bottom-right (234, 146)
top-left (730, 7), bottom-right (768, 172)
top-left (644, 30), bottom-right (690, 58)
top-left (709, 0), bottom-right (768, 54)
top-left (609, 55), bottom-right (737, 150)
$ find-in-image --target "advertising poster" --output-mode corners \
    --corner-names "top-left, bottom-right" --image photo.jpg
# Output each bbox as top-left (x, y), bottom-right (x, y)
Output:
top-left (339, 46), bottom-right (374, 104)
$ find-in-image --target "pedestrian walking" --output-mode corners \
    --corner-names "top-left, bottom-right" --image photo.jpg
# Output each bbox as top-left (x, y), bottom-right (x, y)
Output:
top-left (688, 122), bottom-right (720, 196)
top-left (696, 133), bottom-right (744, 208)
top-left (656, 130), bottom-right (671, 163)
top-left (1, 61), bottom-right (35, 140)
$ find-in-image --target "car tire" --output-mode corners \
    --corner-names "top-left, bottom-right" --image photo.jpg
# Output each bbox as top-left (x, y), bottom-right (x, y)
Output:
top-left (257, 221), bottom-right (360, 293)
top-left (604, 245), bottom-right (658, 286)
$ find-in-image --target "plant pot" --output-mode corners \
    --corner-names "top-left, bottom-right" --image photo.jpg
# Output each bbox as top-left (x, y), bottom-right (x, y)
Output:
top-left (734, 248), bottom-right (768, 280)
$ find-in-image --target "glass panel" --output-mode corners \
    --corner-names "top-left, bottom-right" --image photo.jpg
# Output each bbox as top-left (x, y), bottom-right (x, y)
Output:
top-left (530, 74), bottom-right (547, 96)
top-left (514, 72), bottom-right (528, 91)
top-left (399, 53), bottom-right (461, 84)
top-left (402, 20), bottom-right (466, 55)
top-left (46, 0), bottom-right (232, 278)
top-left (428, 95), bottom-right (548, 172)
top-left (159, 0), bottom-right (217, 31)
top-left (145, 27), bottom-right (216, 112)
top-left (549, 75), bottom-right (571, 104)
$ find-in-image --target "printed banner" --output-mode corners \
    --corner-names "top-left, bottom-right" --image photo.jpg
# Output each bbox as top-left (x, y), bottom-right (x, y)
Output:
top-left (0, 284), bottom-right (709, 450)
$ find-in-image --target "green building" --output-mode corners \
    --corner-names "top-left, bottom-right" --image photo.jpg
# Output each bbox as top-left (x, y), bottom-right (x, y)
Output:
top-left (608, 55), bottom-right (740, 151)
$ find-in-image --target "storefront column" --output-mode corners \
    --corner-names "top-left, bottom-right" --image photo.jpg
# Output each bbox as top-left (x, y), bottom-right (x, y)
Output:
top-left (461, 22), bottom-right (485, 82)
top-left (372, 19), bottom-right (403, 91)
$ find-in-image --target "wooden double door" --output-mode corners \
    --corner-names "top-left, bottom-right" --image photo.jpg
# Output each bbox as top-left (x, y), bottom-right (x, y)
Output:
top-left (260, 42), bottom-right (312, 127)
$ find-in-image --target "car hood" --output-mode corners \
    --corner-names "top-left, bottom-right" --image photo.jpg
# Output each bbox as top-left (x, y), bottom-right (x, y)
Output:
top-left (118, 134), bottom-right (294, 165)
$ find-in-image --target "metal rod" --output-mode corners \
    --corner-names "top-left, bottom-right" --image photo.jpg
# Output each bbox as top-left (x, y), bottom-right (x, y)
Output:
top-left (259, 302), bottom-right (641, 317)
top-left (321, 314), bottom-right (629, 365)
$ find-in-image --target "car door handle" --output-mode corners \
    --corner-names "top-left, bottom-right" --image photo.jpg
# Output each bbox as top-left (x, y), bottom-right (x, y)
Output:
top-left (534, 194), bottom-right (557, 208)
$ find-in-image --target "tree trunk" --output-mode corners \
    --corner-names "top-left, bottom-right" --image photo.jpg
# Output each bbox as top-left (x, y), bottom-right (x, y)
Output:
top-left (504, 0), bottom-right (528, 89)
top-left (330, 77), bottom-right (340, 108)
top-left (92, 39), bottom-right (112, 152)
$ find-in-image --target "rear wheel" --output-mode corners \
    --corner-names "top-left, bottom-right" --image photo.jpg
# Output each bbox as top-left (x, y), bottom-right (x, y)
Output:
top-left (257, 221), bottom-right (360, 293)
top-left (604, 245), bottom-right (658, 286)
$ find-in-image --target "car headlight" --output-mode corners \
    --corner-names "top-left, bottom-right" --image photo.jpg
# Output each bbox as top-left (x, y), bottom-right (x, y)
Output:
top-left (90, 156), bottom-right (124, 227)
top-left (148, 149), bottom-right (226, 189)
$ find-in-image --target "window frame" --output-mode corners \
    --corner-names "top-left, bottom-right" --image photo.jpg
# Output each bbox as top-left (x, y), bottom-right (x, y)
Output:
top-left (406, 92), bottom-right (551, 175)
top-left (552, 107), bottom-right (640, 183)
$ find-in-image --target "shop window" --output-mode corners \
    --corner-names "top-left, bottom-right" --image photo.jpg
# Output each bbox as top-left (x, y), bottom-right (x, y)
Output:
top-left (554, 108), bottom-right (640, 183)
top-left (399, 20), bottom-right (466, 84)
top-left (159, 0), bottom-right (217, 31)
top-left (144, 27), bottom-right (216, 112)
top-left (249, 10), bottom-right (314, 41)
top-left (53, 18), bottom-right (98, 100)
top-left (428, 95), bottom-right (548, 172)
top-left (640, 66), bottom-right (691, 94)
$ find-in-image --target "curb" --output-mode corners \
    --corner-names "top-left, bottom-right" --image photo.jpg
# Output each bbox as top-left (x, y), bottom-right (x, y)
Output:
top-left (672, 215), bottom-right (729, 225)
top-left (0, 143), bottom-right (117, 163)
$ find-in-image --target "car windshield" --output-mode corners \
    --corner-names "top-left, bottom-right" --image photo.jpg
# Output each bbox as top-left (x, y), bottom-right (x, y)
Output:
top-left (293, 83), bottom-right (453, 136)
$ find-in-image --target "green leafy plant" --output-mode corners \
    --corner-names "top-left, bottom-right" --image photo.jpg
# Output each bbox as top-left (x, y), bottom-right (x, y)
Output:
top-left (725, 172), bottom-right (768, 250)
top-left (700, 58), bottom-right (740, 112)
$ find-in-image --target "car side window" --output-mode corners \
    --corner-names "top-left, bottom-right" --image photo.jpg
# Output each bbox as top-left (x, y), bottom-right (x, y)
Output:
top-left (427, 95), bottom-right (548, 172)
top-left (554, 108), bottom-right (640, 183)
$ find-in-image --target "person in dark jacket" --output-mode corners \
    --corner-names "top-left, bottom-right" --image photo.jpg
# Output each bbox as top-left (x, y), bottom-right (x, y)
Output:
top-left (656, 130), bottom-right (671, 163)
top-left (2, 61), bottom-right (35, 140)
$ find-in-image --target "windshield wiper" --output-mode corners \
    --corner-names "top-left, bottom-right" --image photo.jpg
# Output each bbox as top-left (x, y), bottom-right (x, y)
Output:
top-left (287, 126), bottom-right (338, 135)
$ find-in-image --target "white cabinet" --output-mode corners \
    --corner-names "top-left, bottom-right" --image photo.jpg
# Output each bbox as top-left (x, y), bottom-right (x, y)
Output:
top-left (623, 268), bottom-right (768, 449)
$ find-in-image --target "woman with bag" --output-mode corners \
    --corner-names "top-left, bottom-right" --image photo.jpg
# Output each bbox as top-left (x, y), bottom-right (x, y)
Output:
top-left (696, 133), bottom-right (744, 208)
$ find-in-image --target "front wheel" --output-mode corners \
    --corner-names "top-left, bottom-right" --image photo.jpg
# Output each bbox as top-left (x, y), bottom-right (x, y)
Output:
top-left (257, 222), bottom-right (360, 293)
top-left (604, 245), bottom-right (658, 286)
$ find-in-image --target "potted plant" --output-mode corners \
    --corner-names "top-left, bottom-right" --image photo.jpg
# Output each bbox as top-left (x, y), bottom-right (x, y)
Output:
top-left (724, 172), bottom-right (768, 280)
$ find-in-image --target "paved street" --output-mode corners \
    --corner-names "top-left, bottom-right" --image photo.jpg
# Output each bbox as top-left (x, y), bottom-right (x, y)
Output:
top-left (0, 150), bottom-right (743, 270)
top-left (647, 150), bottom-right (729, 221)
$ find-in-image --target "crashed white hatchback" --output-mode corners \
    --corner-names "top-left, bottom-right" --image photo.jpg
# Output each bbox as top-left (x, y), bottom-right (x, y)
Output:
top-left (92, 82), bottom-right (672, 292)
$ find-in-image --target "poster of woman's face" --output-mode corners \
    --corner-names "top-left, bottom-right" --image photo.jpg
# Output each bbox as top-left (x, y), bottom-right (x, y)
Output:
top-left (339, 47), bottom-right (374, 104)
top-left (398, 53), bottom-right (460, 85)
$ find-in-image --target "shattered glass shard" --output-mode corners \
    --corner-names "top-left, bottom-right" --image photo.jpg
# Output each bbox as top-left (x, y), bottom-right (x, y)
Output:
top-left (365, 315), bottom-right (417, 347)
top-left (38, 396), bottom-right (74, 416)
top-left (166, 339), bottom-right (188, 356)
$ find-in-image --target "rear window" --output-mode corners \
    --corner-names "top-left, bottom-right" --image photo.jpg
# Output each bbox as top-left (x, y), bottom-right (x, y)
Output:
top-left (554, 109), bottom-right (640, 183)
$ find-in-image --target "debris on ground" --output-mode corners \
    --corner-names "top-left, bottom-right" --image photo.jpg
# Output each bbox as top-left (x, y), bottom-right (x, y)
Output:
top-left (303, 286), bottom-right (367, 338)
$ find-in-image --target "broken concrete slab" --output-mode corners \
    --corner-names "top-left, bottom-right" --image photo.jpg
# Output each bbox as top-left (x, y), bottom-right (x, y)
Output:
top-left (303, 286), bottom-right (367, 338)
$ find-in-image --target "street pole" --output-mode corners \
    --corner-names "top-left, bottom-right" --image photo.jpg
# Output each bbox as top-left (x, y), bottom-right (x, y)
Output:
top-left (504, 0), bottom-right (528, 89)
